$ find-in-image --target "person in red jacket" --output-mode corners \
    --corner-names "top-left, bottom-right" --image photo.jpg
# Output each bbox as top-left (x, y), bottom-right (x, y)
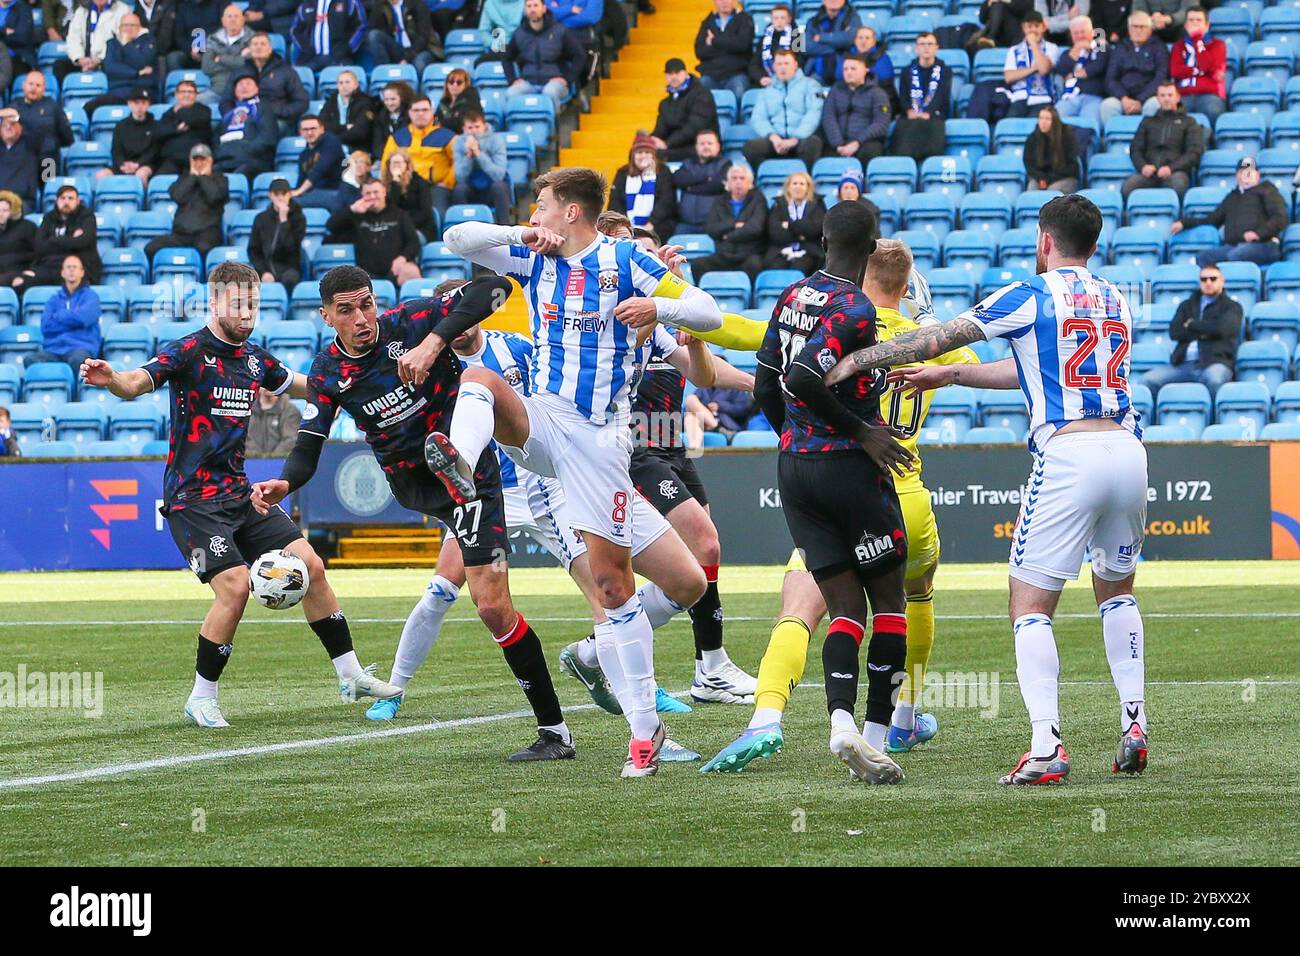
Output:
top-left (1168, 7), bottom-right (1225, 122)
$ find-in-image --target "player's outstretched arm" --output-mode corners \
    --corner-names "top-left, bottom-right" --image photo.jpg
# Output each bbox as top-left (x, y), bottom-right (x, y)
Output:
top-left (690, 311), bottom-right (768, 351)
top-left (286, 371), bottom-right (309, 400)
top-left (80, 359), bottom-right (153, 399)
top-left (710, 354), bottom-right (755, 392)
top-left (252, 431), bottom-right (326, 514)
top-left (825, 317), bottom-right (986, 386)
top-left (892, 357), bottom-right (1019, 395)
top-left (669, 334), bottom-right (717, 388)
top-left (398, 275), bottom-right (513, 387)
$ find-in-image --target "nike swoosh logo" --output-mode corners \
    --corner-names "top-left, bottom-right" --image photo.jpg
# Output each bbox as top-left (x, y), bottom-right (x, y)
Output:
top-left (567, 661), bottom-right (597, 690)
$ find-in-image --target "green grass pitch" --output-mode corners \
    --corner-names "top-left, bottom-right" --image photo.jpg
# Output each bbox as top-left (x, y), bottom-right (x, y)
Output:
top-left (0, 561), bottom-right (1296, 866)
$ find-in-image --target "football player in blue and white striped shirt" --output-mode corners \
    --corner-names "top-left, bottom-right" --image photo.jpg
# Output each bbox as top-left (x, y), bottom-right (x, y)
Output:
top-left (402, 169), bottom-right (724, 776)
top-left (824, 195), bottom-right (1151, 785)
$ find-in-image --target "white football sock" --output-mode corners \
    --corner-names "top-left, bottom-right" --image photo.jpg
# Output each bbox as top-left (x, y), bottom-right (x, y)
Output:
top-left (829, 708), bottom-right (858, 738)
top-left (539, 721), bottom-right (572, 745)
top-left (576, 632), bottom-right (600, 668)
top-left (392, 575), bottom-right (459, 689)
top-left (636, 582), bottom-right (683, 629)
top-left (592, 621), bottom-right (627, 705)
top-left (331, 650), bottom-right (362, 680)
top-left (891, 699), bottom-right (916, 731)
top-left (1100, 594), bottom-right (1147, 732)
top-left (607, 595), bottom-right (659, 740)
top-left (700, 647), bottom-right (729, 671)
top-left (1014, 613), bottom-right (1061, 757)
top-left (448, 380), bottom-right (496, 468)
top-left (192, 674), bottom-right (218, 698)
top-left (749, 706), bottom-right (783, 729)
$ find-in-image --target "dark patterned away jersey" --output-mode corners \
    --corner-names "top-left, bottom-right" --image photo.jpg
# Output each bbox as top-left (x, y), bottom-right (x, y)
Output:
top-left (755, 270), bottom-right (883, 454)
top-left (630, 325), bottom-right (684, 449)
top-left (300, 296), bottom-right (462, 473)
top-left (143, 327), bottom-right (292, 505)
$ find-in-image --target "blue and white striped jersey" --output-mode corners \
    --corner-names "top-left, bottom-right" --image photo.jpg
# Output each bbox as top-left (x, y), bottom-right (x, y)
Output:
top-left (960, 266), bottom-right (1143, 448)
top-left (468, 233), bottom-right (676, 423)
top-left (455, 329), bottom-right (533, 490)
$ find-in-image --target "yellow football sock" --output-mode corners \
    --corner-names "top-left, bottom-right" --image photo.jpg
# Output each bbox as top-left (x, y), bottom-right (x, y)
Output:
top-left (900, 589), bottom-right (935, 707)
top-left (754, 617), bottom-right (812, 713)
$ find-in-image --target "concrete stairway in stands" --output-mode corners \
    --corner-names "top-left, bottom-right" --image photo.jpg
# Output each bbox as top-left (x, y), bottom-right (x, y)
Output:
top-left (330, 526), bottom-right (443, 568)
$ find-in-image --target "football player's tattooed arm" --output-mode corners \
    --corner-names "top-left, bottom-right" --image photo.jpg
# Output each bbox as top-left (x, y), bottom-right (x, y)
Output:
top-left (80, 360), bottom-right (153, 399)
top-left (785, 362), bottom-right (915, 475)
top-left (893, 357), bottom-right (1019, 394)
top-left (824, 318), bottom-right (986, 386)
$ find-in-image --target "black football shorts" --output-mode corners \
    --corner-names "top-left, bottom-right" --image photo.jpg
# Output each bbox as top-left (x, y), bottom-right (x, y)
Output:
top-left (163, 496), bottom-right (303, 583)
top-left (386, 447), bottom-right (509, 567)
top-left (631, 446), bottom-right (710, 516)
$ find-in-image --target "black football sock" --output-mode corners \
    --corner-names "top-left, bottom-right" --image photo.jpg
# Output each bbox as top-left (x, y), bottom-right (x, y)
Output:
top-left (864, 615), bottom-right (908, 731)
top-left (309, 611), bottom-right (354, 660)
top-left (823, 617), bottom-right (865, 717)
top-left (497, 615), bottom-right (565, 729)
top-left (688, 567), bottom-right (724, 661)
top-left (196, 634), bottom-right (232, 682)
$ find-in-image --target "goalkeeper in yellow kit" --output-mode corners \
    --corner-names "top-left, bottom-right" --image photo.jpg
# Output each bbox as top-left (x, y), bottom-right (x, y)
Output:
top-left (699, 239), bottom-right (979, 773)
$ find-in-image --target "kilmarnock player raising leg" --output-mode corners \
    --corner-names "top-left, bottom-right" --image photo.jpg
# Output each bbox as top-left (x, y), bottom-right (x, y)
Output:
top-left (81, 261), bottom-right (402, 728)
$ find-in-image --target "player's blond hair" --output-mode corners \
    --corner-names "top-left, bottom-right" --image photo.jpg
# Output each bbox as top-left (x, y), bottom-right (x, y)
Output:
top-left (867, 239), bottom-right (913, 298)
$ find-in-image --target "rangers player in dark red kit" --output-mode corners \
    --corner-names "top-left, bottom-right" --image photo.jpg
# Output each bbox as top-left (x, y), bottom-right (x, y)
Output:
top-left (80, 261), bottom-right (402, 729)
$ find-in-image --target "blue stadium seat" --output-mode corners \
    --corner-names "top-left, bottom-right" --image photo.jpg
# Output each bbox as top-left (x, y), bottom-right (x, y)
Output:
top-left (740, 87), bottom-right (763, 125)
top-left (310, 244), bottom-right (356, 278)
top-left (756, 158), bottom-right (807, 200)
top-left (959, 192), bottom-right (1012, 233)
top-left (926, 268), bottom-right (976, 320)
top-left (78, 381), bottom-right (120, 408)
top-left (1087, 152), bottom-right (1135, 191)
top-left (961, 425), bottom-right (1018, 444)
top-left (146, 173), bottom-right (178, 214)
top-left (1097, 265), bottom-right (1144, 303)
top-left (861, 192), bottom-right (898, 234)
top-left (1103, 113), bottom-right (1142, 154)
top-left (264, 320), bottom-right (319, 370)
top-left (22, 440), bottom-right (77, 458)
top-left (1131, 382), bottom-right (1154, 423)
top-left (669, 234), bottom-right (715, 260)
top-left (943, 119), bottom-right (990, 161)
top-left (1013, 190), bottom-right (1060, 227)
top-left (975, 389), bottom-right (1029, 435)
top-left (1110, 226), bottom-right (1165, 272)
top-left (60, 71), bottom-right (107, 113)
top-left (1151, 263), bottom-right (1198, 305)
top-left (1215, 381), bottom-right (1272, 437)
top-left (998, 227), bottom-right (1038, 271)
top-left (1133, 303), bottom-right (1176, 346)
top-left (504, 92), bottom-right (556, 135)
top-left (979, 267), bottom-right (1029, 299)
top-left (1142, 423), bottom-right (1196, 442)
top-left (446, 28), bottom-right (487, 57)
top-left (942, 230), bottom-right (995, 275)
top-left (53, 402), bottom-right (107, 446)
top-left (974, 153), bottom-right (1025, 199)
top-left (1260, 6), bottom-right (1300, 44)
top-left (0, 364), bottom-right (19, 404)
top-left (1168, 224), bottom-right (1223, 265)
top-left (1213, 5), bottom-right (1256, 47)
top-left (1261, 421), bottom-right (1300, 439)
top-left (1235, 340), bottom-right (1291, 392)
top-left (224, 173), bottom-right (250, 210)
top-left (1255, 146), bottom-right (1297, 192)
top-left (37, 40), bottom-right (67, 67)
top-left (443, 204), bottom-right (493, 230)
top-left (1156, 382), bottom-right (1212, 432)
top-left (108, 404), bottom-right (163, 446)
top-left (893, 230), bottom-right (939, 271)
top-left (1200, 422), bottom-right (1249, 441)
top-left (150, 247), bottom-right (202, 284)
top-left (710, 89), bottom-right (737, 126)
top-left (1131, 341), bottom-right (1173, 380)
top-left (1265, 260), bottom-right (1300, 305)
top-left (1199, 149), bottom-right (1245, 190)
top-left (731, 430), bottom-right (778, 448)
top-left (205, 246), bottom-right (250, 274)
top-left (0, 287), bottom-right (17, 331)
top-left (1272, 380), bottom-right (1300, 423)
top-left (993, 117), bottom-right (1037, 157)
top-left (1250, 302), bottom-right (1300, 353)
top-left (126, 210), bottom-right (173, 250)
top-left (903, 193), bottom-right (956, 239)
top-left (368, 63), bottom-right (417, 95)
top-left (1126, 188), bottom-right (1181, 232)
top-left (290, 283), bottom-right (322, 322)
top-left (21, 361), bottom-right (75, 406)
top-left (95, 175), bottom-right (144, 215)
top-left (1244, 41), bottom-right (1293, 84)
top-left (753, 270), bottom-right (803, 308)
top-left (972, 47), bottom-right (1007, 83)
top-left (926, 385), bottom-right (977, 441)
top-left (475, 61), bottom-right (509, 90)
top-left (810, 157), bottom-right (862, 192)
top-left (318, 66), bottom-right (366, 98)
top-left (1218, 260), bottom-right (1263, 311)
top-left (699, 431), bottom-right (728, 448)
top-left (1269, 110), bottom-right (1300, 151)
top-left (101, 324), bottom-right (153, 367)
top-left (920, 155), bottom-right (972, 199)
top-left (699, 272), bottom-right (752, 312)
top-left (1181, 186), bottom-right (1229, 222)
top-left (80, 439), bottom-right (135, 457)
top-left (20, 286), bottom-right (58, 325)
top-left (163, 69), bottom-right (209, 97)
top-left (866, 156), bottom-right (918, 199)
top-left (138, 437), bottom-right (170, 456)
top-left (7, 402), bottom-right (53, 444)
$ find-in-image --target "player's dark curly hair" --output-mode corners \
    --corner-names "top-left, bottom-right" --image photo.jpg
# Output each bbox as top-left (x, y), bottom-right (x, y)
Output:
top-left (822, 200), bottom-right (878, 260)
top-left (1039, 194), bottom-right (1103, 259)
top-left (319, 265), bottom-right (373, 305)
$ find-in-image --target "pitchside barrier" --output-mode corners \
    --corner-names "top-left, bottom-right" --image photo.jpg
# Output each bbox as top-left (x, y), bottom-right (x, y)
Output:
top-left (3, 443), bottom-right (1299, 571)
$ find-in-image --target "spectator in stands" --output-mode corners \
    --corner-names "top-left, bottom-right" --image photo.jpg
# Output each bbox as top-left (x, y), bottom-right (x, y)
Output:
top-left (1171, 155), bottom-right (1287, 268)
top-left (1137, 0), bottom-right (1196, 43)
top-left (290, 0), bottom-right (366, 71)
top-left (890, 32), bottom-right (952, 162)
top-left (246, 0), bottom-right (300, 37)
top-left (1002, 10), bottom-right (1059, 118)
top-left (320, 69), bottom-right (375, 153)
top-left (247, 384), bottom-right (301, 456)
top-left (649, 57), bottom-right (718, 163)
top-left (145, 143), bottom-right (228, 259)
top-left (436, 68), bottom-right (482, 134)
top-left (693, 0), bottom-right (754, 105)
top-left (381, 94), bottom-right (455, 216)
top-left (14, 70), bottom-right (74, 164)
top-left (154, 79), bottom-right (212, 174)
top-left (30, 255), bottom-right (102, 371)
top-left (0, 0), bottom-right (36, 73)
top-left (1122, 82), bottom-right (1202, 198)
top-left (748, 3), bottom-right (794, 89)
top-left (545, 0), bottom-right (602, 53)
top-left (480, 0), bottom-right (525, 50)
top-left (428, 0), bottom-right (469, 41)
top-left (609, 131), bottom-right (677, 241)
top-left (452, 110), bottom-right (513, 227)
top-left (326, 179), bottom-right (422, 285)
top-left (168, 0), bottom-right (222, 72)
top-left (0, 190), bottom-right (36, 288)
top-left (82, 11), bottom-right (158, 118)
top-left (202, 4), bottom-right (254, 104)
top-left (0, 109), bottom-right (39, 212)
top-left (0, 37), bottom-right (12, 96)
top-left (291, 114), bottom-right (344, 210)
top-left (764, 170), bottom-right (825, 275)
top-left (802, 0), bottom-right (860, 88)
top-left (23, 184), bottom-right (100, 288)
top-left (372, 81), bottom-right (413, 159)
top-left (971, 0), bottom-right (1034, 50)
top-left (692, 163), bottom-right (766, 279)
top-left (242, 31), bottom-right (309, 135)
top-left (368, 0), bottom-right (438, 76)
top-left (133, 0), bottom-right (177, 63)
top-left (1141, 263), bottom-right (1241, 396)
top-left (822, 53), bottom-right (891, 166)
top-left (1100, 10), bottom-right (1167, 125)
top-left (506, 0), bottom-right (584, 110)
top-left (383, 149), bottom-right (437, 240)
top-left (744, 49), bottom-right (824, 169)
top-left (687, 385), bottom-right (751, 440)
top-left (1169, 6), bottom-right (1225, 122)
top-left (837, 167), bottom-right (865, 203)
top-left (1023, 105), bottom-right (1079, 193)
top-left (1038, 0), bottom-right (1075, 46)
top-left (41, 2), bottom-right (71, 43)
top-left (249, 177), bottom-right (306, 287)
top-left (338, 148), bottom-right (375, 208)
top-left (674, 128), bottom-right (730, 234)
top-left (213, 75), bottom-right (279, 177)
top-left (55, 0), bottom-right (128, 82)
top-left (0, 406), bottom-right (18, 457)
top-left (1093, 0), bottom-right (1133, 42)
top-left (849, 27), bottom-right (896, 106)
top-left (100, 87), bottom-right (158, 185)
top-left (1054, 15), bottom-right (1107, 123)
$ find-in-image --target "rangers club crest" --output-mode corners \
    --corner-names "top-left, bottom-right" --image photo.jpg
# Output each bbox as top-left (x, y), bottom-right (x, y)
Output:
top-left (247, 354), bottom-right (261, 378)
top-left (387, 341), bottom-right (407, 361)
